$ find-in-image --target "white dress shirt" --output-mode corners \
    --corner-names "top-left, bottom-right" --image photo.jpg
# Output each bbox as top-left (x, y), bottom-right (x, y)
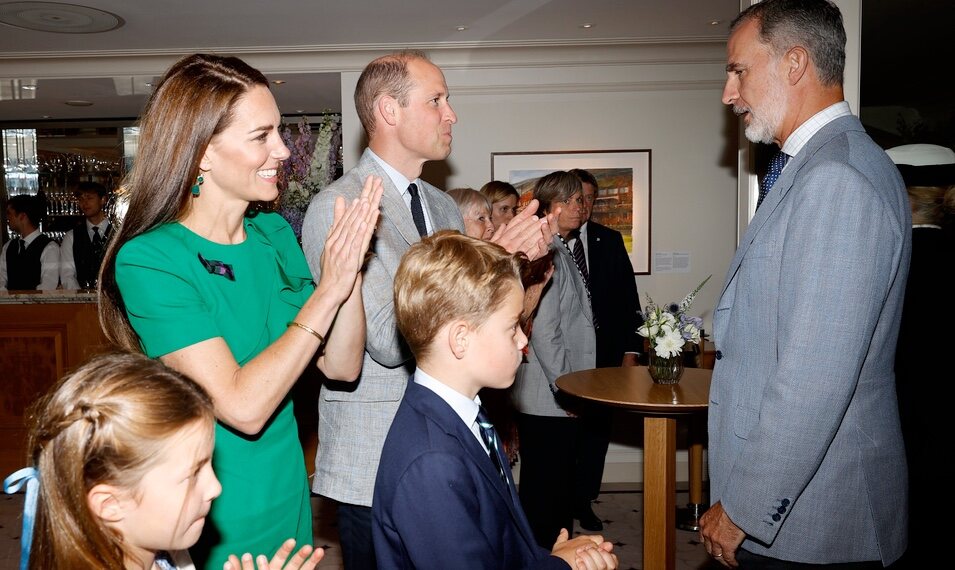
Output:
top-left (368, 149), bottom-right (434, 234)
top-left (59, 219), bottom-right (110, 290)
top-left (0, 229), bottom-right (60, 290)
top-left (414, 368), bottom-right (489, 455)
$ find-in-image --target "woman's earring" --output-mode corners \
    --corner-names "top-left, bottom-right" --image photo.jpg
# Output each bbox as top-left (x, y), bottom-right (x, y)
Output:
top-left (191, 174), bottom-right (204, 197)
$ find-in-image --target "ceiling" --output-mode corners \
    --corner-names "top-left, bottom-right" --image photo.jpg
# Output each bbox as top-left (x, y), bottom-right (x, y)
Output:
top-left (2, 0), bottom-right (950, 146)
top-left (0, 0), bottom-right (739, 123)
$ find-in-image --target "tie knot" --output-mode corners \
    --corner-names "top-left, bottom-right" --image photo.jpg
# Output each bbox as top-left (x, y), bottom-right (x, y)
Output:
top-left (476, 406), bottom-right (492, 428)
top-left (407, 182), bottom-right (419, 197)
top-left (768, 151), bottom-right (790, 174)
top-left (92, 226), bottom-right (100, 235)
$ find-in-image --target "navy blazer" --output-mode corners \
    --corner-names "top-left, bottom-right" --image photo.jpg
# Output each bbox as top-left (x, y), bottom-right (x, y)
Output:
top-left (373, 380), bottom-right (568, 569)
top-left (585, 221), bottom-right (642, 367)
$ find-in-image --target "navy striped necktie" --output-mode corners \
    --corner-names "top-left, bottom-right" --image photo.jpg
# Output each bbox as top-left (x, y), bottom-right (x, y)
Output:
top-left (476, 406), bottom-right (512, 488)
top-left (571, 231), bottom-right (590, 285)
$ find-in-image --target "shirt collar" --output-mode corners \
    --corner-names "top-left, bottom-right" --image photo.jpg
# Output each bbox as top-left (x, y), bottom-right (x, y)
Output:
top-left (21, 229), bottom-right (41, 246)
top-left (414, 368), bottom-right (481, 429)
top-left (781, 101), bottom-right (852, 158)
top-left (367, 148), bottom-right (416, 196)
top-left (86, 219), bottom-right (108, 233)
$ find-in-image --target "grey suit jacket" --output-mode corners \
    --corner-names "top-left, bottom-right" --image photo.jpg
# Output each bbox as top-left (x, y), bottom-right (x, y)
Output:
top-left (513, 237), bottom-right (596, 417)
top-left (708, 114), bottom-right (910, 564)
top-left (301, 149), bottom-right (464, 506)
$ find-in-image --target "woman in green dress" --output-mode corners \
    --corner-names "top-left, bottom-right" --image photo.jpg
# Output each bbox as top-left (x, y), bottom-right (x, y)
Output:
top-left (98, 54), bottom-right (382, 569)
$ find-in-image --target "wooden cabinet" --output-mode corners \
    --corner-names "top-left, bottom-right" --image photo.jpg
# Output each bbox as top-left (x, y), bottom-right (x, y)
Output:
top-left (0, 293), bottom-right (319, 476)
top-left (0, 294), bottom-right (110, 474)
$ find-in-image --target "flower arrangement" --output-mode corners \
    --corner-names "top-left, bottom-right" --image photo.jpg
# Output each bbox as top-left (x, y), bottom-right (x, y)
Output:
top-left (637, 275), bottom-right (711, 358)
top-left (277, 114), bottom-right (342, 238)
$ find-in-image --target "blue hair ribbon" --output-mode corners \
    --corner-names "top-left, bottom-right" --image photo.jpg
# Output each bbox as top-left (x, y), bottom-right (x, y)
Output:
top-left (4, 467), bottom-right (39, 570)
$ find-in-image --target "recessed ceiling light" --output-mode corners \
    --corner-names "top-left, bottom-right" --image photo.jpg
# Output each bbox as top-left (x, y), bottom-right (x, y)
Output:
top-left (710, 20), bottom-right (722, 26)
top-left (580, 23), bottom-right (594, 29)
top-left (0, 2), bottom-right (124, 34)
top-left (272, 80), bottom-right (286, 85)
top-left (40, 115), bottom-right (51, 119)
top-left (64, 100), bottom-right (92, 106)
top-left (455, 25), bottom-right (467, 31)
top-left (21, 84), bottom-right (36, 90)
top-left (295, 109), bottom-right (305, 113)
top-left (144, 82), bottom-right (152, 87)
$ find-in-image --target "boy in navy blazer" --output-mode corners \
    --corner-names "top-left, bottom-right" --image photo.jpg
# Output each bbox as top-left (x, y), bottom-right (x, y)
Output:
top-left (373, 230), bottom-right (617, 569)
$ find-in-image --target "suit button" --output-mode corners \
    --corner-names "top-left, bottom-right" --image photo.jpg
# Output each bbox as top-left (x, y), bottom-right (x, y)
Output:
top-left (715, 350), bottom-right (723, 360)
top-left (772, 513), bottom-right (781, 522)
top-left (777, 506), bottom-right (786, 514)
top-left (781, 499), bottom-right (790, 506)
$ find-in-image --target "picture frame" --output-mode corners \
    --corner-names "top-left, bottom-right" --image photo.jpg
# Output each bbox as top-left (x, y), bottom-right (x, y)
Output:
top-left (491, 149), bottom-right (651, 274)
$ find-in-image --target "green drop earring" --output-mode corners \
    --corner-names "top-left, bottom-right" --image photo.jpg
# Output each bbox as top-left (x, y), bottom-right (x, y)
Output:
top-left (191, 174), bottom-right (204, 197)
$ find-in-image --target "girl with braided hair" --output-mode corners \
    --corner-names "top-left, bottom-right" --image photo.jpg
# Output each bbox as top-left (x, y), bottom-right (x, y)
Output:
top-left (5, 352), bottom-right (322, 570)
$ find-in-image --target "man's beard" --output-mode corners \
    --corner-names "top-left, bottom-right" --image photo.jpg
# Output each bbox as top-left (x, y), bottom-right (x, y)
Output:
top-left (740, 70), bottom-right (787, 145)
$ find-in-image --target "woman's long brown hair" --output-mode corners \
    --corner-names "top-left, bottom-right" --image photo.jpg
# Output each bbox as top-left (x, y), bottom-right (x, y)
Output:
top-left (98, 53), bottom-right (269, 350)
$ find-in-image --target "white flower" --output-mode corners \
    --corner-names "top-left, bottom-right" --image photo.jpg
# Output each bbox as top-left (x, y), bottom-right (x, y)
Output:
top-left (636, 275), bottom-right (711, 358)
top-left (655, 331), bottom-right (685, 358)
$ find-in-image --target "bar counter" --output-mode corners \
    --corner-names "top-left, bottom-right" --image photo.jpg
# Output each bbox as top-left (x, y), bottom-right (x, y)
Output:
top-left (0, 290), bottom-right (110, 474)
top-left (0, 291), bottom-right (320, 476)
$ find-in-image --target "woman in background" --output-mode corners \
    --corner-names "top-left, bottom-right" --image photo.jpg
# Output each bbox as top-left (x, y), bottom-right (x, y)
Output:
top-left (512, 171), bottom-right (596, 548)
top-left (480, 180), bottom-right (520, 231)
top-left (99, 53), bottom-right (381, 569)
top-left (447, 187), bottom-right (494, 240)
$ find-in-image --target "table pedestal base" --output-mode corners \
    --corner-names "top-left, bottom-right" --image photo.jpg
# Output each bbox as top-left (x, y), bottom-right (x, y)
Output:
top-left (644, 416), bottom-right (676, 570)
top-left (676, 503), bottom-right (705, 531)
top-left (677, 438), bottom-right (706, 532)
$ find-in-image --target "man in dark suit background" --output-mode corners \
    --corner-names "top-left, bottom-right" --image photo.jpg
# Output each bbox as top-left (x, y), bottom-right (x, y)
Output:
top-left (568, 168), bottom-right (644, 531)
top-left (886, 143), bottom-right (955, 568)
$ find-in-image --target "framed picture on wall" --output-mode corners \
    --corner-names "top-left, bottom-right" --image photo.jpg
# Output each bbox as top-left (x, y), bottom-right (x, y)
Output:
top-left (491, 149), bottom-right (651, 274)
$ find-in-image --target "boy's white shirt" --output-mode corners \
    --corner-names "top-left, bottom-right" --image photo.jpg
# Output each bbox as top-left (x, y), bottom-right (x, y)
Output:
top-left (413, 367), bottom-right (489, 455)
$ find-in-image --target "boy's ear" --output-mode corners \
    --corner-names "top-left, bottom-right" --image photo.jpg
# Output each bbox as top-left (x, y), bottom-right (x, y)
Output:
top-left (87, 483), bottom-right (127, 523)
top-left (449, 320), bottom-right (470, 359)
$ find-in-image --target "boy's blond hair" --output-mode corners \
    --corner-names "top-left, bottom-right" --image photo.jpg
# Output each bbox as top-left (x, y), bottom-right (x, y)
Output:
top-left (394, 230), bottom-right (524, 361)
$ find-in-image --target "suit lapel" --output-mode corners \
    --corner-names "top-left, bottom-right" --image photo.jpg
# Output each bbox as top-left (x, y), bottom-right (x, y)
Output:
top-left (420, 181), bottom-right (465, 233)
top-left (356, 150), bottom-right (422, 246)
top-left (406, 381), bottom-right (536, 549)
top-left (719, 116), bottom-right (864, 298)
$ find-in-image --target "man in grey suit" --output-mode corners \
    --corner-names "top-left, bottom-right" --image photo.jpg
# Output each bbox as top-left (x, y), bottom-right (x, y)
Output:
top-left (302, 50), bottom-right (554, 569)
top-left (700, 1), bottom-right (910, 568)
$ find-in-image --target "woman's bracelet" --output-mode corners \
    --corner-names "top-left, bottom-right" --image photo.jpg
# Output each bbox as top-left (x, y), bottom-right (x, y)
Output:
top-left (287, 321), bottom-right (325, 346)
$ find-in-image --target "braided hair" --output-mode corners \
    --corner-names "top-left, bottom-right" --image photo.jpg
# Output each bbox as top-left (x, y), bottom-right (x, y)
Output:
top-left (25, 352), bottom-right (214, 569)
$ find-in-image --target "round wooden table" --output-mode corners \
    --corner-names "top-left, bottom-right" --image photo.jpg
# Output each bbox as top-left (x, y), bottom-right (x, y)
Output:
top-left (556, 366), bottom-right (711, 570)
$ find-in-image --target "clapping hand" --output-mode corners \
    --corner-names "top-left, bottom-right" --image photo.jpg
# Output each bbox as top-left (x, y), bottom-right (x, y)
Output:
top-left (317, 175), bottom-right (383, 304)
top-left (223, 538), bottom-right (324, 570)
top-left (490, 199), bottom-right (558, 261)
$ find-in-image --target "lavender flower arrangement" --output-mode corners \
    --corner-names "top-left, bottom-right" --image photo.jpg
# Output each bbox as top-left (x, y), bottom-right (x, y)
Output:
top-left (637, 275), bottom-right (711, 358)
top-left (278, 114), bottom-right (341, 237)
